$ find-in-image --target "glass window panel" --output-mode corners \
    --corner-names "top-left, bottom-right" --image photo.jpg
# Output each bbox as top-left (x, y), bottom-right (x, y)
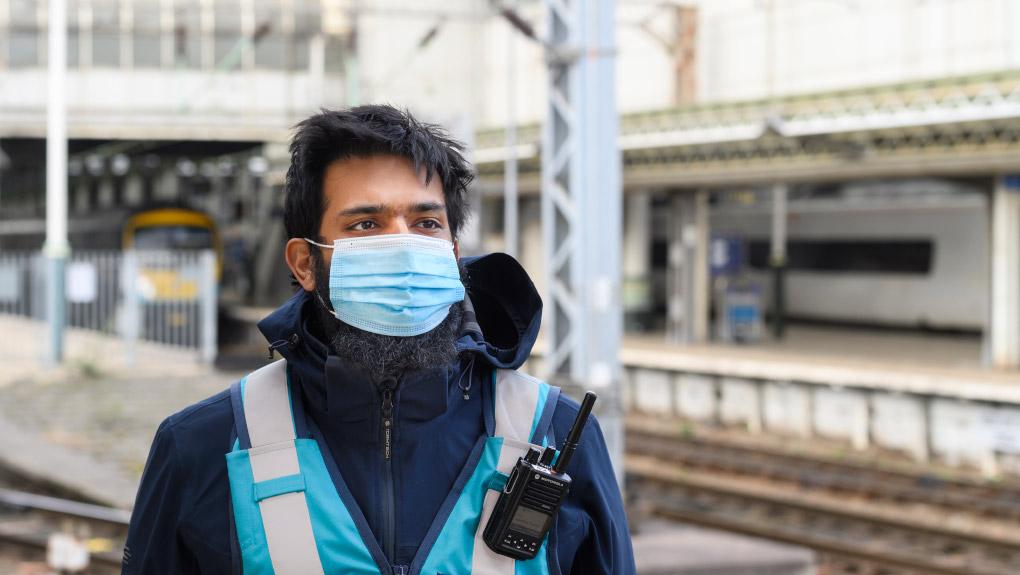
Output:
top-left (214, 0), bottom-right (242, 67)
top-left (64, 2), bottom-right (80, 68)
top-left (8, 0), bottom-right (40, 68)
top-left (174, 6), bottom-right (201, 68)
top-left (253, 0), bottom-right (285, 70)
top-left (293, 0), bottom-right (320, 35)
top-left (92, 0), bottom-right (120, 67)
top-left (9, 0), bottom-right (37, 25)
top-left (133, 2), bottom-right (162, 67)
top-left (324, 35), bottom-right (345, 73)
top-left (9, 31), bottom-right (39, 67)
top-left (291, 35), bottom-right (309, 71)
top-left (67, 28), bottom-right (80, 67)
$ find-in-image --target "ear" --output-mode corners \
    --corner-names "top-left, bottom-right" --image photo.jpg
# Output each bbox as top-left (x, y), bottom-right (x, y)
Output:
top-left (453, 239), bottom-right (460, 260)
top-left (285, 238), bottom-right (319, 292)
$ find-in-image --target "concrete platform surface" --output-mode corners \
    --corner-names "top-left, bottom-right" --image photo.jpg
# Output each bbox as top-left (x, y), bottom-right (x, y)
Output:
top-left (0, 316), bottom-right (243, 507)
top-left (624, 326), bottom-right (1020, 404)
top-left (633, 520), bottom-right (815, 575)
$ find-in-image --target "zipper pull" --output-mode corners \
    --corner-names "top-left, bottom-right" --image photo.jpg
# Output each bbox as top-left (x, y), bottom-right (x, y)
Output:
top-left (393, 566), bottom-right (409, 575)
top-left (381, 384), bottom-right (394, 461)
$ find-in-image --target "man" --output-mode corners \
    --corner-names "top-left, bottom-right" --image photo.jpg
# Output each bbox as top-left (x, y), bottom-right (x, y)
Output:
top-left (124, 105), bottom-right (636, 574)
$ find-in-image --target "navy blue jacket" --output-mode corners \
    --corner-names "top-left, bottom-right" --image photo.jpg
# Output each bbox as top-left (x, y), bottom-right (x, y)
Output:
top-left (123, 253), bottom-right (636, 574)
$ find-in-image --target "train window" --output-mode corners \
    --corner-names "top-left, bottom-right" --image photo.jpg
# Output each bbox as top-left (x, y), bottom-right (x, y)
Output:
top-left (748, 240), bottom-right (933, 274)
top-left (134, 227), bottom-right (213, 251)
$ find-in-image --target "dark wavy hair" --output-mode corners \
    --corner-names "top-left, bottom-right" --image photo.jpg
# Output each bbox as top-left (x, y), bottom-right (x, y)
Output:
top-left (283, 105), bottom-right (475, 245)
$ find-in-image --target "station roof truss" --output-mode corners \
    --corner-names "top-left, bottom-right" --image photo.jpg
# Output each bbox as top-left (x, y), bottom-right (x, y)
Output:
top-left (473, 70), bottom-right (1020, 191)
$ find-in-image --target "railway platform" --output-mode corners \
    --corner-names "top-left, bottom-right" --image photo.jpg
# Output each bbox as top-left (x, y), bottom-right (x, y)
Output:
top-left (530, 324), bottom-right (1020, 478)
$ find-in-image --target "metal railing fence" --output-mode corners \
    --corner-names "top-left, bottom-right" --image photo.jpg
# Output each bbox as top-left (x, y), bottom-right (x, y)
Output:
top-left (0, 249), bottom-right (217, 363)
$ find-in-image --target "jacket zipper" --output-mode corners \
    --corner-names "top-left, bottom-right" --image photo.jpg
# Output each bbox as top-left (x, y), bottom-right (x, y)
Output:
top-left (380, 379), bottom-right (397, 565)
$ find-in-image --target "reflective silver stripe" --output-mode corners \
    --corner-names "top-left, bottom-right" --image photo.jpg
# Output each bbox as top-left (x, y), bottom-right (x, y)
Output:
top-left (471, 370), bottom-right (546, 575)
top-left (472, 489), bottom-right (515, 575)
top-left (242, 359), bottom-right (325, 575)
top-left (493, 369), bottom-right (543, 442)
top-left (244, 360), bottom-right (296, 446)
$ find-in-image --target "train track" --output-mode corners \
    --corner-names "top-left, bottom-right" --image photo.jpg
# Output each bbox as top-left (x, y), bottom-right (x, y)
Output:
top-left (0, 488), bottom-right (128, 574)
top-left (626, 426), bottom-right (1020, 574)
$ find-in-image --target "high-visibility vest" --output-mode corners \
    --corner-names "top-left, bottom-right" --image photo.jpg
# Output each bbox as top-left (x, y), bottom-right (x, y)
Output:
top-left (225, 359), bottom-right (560, 575)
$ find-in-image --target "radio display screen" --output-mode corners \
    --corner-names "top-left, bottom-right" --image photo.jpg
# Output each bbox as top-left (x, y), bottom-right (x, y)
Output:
top-left (509, 506), bottom-right (550, 538)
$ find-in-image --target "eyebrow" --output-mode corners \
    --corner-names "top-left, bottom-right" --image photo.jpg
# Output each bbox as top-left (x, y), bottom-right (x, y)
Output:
top-left (411, 201), bottom-right (445, 213)
top-left (339, 204), bottom-right (384, 217)
top-left (337, 202), bottom-right (446, 217)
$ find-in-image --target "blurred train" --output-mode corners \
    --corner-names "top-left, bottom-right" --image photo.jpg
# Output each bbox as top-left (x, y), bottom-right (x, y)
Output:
top-left (0, 203), bottom-right (222, 268)
top-left (708, 181), bottom-right (989, 332)
top-left (0, 204), bottom-right (224, 344)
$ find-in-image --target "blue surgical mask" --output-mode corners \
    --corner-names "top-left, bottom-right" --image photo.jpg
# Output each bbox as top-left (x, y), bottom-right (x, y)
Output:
top-left (304, 233), bottom-right (465, 337)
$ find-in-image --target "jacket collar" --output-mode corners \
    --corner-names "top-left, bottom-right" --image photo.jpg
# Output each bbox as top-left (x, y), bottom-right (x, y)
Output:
top-left (258, 289), bottom-right (457, 423)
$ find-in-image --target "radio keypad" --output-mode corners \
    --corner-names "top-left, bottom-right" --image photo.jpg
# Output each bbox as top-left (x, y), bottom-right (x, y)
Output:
top-left (502, 533), bottom-right (539, 554)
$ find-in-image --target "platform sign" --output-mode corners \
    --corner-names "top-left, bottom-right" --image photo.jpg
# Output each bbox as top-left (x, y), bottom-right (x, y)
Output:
top-left (1002, 175), bottom-right (1020, 190)
top-left (66, 261), bottom-right (97, 303)
top-left (710, 236), bottom-right (744, 276)
top-left (982, 407), bottom-right (1020, 454)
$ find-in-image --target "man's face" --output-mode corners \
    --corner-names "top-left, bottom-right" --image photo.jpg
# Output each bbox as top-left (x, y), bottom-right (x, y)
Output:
top-left (287, 154), bottom-right (458, 292)
top-left (285, 154), bottom-right (466, 377)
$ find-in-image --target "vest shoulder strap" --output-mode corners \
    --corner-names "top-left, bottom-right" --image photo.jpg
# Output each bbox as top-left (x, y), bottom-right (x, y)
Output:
top-left (231, 359), bottom-right (326, 575)
top-left (239, 358), bottom-right (295, 447)
top-left (493, 368), bottom-right (561, 446)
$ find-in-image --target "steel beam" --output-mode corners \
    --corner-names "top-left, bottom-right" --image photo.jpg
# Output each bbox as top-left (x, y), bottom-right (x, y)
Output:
top-left (667, 191), bottom-right (709, 344)
top-left (541, 0), bottom-right (623, 484)
top-left (770, 184), bottom-right (788, 340)
top-left (988, 177), bottom-right (1020, 369)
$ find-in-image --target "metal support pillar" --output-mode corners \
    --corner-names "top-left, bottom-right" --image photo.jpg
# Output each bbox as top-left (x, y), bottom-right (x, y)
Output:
top-left (541, 0), bottom-right (623, 485)
top-left (199, 250), bottom-right (219, 364)
top-left (622, 191), bottom-right (652, 328)
top-left (45, 0), bottom-right (70, 366)
top-left (504, 0), bottom-right (519, 260)
top-left (988, 177), bottom-right (1020, 369)
top-left (770, 184), bottom-right (788, 340)
top-left (667, 191), bottom-right (709, 343)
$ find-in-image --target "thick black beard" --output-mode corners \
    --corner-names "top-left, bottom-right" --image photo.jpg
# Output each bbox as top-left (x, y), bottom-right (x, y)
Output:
top-left (309, 251), bottom-right (466, 381)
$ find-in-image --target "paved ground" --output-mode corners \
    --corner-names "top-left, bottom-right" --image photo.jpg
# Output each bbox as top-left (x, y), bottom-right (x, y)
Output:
top-left (0, 316), bottom-right (243, 507)
top-left (632, 520), bottom-right (815, 575)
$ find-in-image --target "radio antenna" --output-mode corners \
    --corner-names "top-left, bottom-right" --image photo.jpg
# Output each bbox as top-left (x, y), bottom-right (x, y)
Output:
top-left (553, 392), bottom-right (597, 474)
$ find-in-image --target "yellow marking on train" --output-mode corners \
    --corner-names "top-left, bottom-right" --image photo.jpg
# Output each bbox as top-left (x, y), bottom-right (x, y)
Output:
top-left (138, 269), bottom-right (199, 300)
top-left (122, 207), bottom-right (225, 281)
top-left (122, 208), bottom-right (216, 248)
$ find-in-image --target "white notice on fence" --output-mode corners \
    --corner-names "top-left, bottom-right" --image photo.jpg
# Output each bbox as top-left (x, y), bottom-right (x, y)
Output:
top-left (67, 262), bottom-right (98, 303)
top-left (983, 407), bottom-right (1020, 454)
top-left (0, 264), bottom-right (18, 302)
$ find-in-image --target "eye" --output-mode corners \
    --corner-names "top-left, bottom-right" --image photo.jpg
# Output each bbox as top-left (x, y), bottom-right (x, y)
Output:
top-left (348, 220), bottom-right (378, 231)
top-left (417, 219), bottom-right (443, 230)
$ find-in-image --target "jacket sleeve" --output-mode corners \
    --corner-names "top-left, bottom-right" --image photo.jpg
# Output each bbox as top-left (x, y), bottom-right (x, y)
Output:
top-left (122, 418), bottom-right (193, 574)
top-left (566, 415), bottom-right (637, 575)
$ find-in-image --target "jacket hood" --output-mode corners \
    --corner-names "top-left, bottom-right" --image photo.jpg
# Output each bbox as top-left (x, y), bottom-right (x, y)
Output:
top-left (256, 251), bottom-right (543, 374)
top-left (454, 252), bottom-right (543, 369)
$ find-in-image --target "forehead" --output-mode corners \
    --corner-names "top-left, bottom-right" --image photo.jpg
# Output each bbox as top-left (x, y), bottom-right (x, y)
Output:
top-left (322, 155), bottom-right (445, 209)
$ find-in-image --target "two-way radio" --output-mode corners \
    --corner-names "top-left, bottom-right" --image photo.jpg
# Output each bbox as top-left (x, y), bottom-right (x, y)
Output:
top-left (483, 391), bottom-right (597, 560)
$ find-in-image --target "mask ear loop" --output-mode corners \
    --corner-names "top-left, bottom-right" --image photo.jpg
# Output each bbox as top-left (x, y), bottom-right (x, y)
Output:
top-left (303, 237), bottom-right (334, 249)
top-left (304, 237), bottom-right (340, 318)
